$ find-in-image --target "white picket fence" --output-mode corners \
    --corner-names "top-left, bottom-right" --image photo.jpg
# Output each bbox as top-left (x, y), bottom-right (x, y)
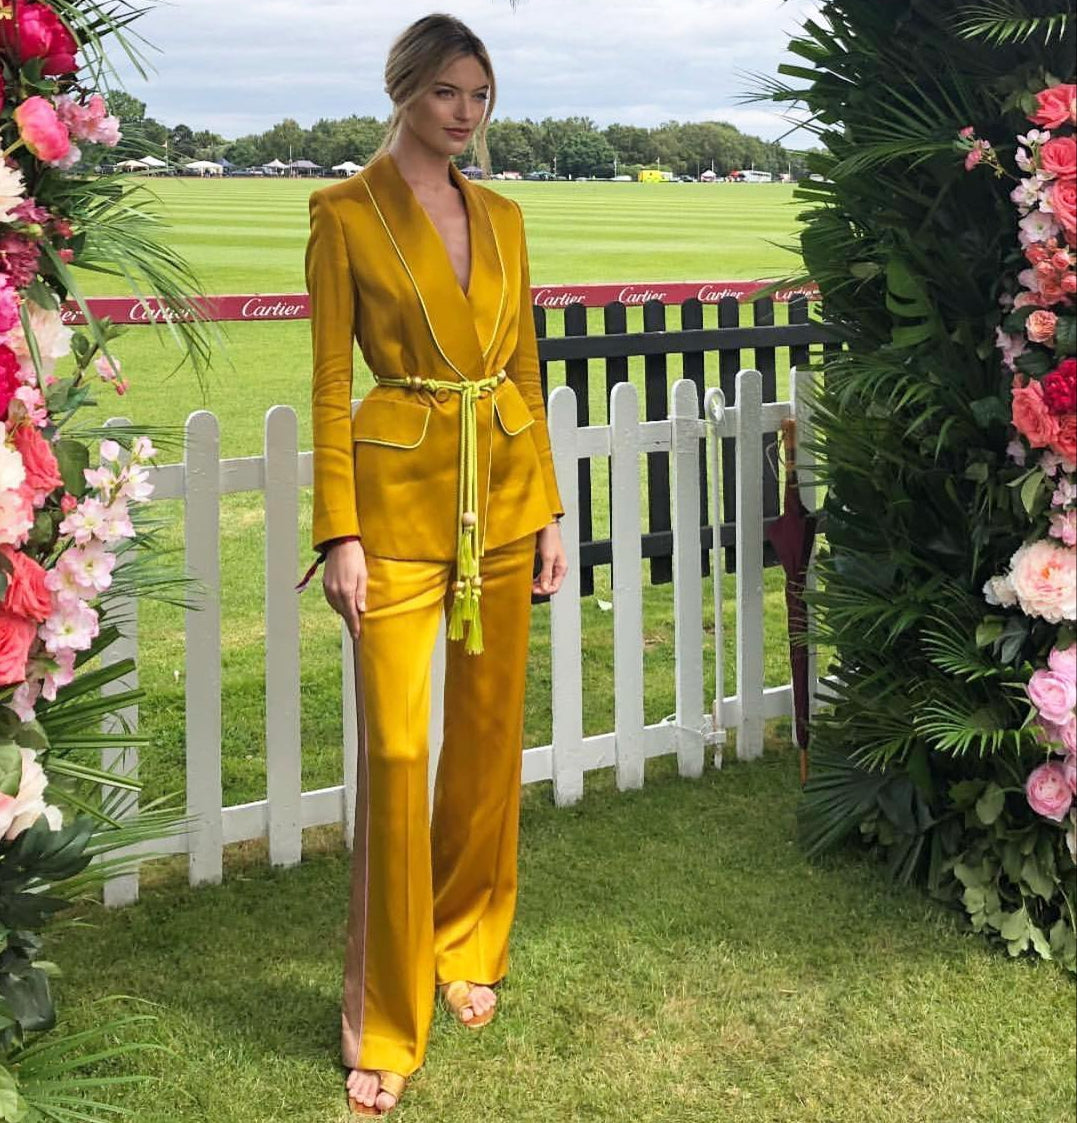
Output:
top-left (99, 369), bottom-right (818, 907)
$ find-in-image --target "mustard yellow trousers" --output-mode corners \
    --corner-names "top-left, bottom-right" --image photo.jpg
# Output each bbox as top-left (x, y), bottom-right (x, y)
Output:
top-left (340, 532), bottom-right (536, 1078)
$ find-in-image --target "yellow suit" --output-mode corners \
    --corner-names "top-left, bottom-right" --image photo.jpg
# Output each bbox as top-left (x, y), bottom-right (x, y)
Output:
top-left (305, 152), bottom-right (562, 1081)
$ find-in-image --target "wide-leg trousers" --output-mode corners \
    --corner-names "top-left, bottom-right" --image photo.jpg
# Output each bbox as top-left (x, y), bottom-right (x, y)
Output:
top-left (340, 532), bottom-right (536, 1078)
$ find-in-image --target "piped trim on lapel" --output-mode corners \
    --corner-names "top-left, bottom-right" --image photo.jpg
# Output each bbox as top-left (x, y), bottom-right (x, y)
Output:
top-left (358, 153), bottom-right (506, 379)
top-left (448, 162), bottom-right (507, 361)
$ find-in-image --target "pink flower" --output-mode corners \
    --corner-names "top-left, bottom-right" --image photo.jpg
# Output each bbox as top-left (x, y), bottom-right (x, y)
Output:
top-left (56, 540), bottom-right (116, 595)
top-left (1063, 753), bottom-right (1077, 794)
top-left (0, 485), bottom-right (34, 547)
top-left (958, 126), bottom-right (975, 139)
top-left (13, 97), bottom-right (72, 165)
top-left (41, 597), bottom-right (99, 653)
top-left (1052, 179), bottom-right (1077, 245)
top-left (0, 607), bottom-right (35, 686)
top-left (1025, 309), bottom-right (1058, 344)
top-left (55, 95), bottom-right (120, 147)
top-left (1026, 760), bottom-right (1073, 821)
top-left (0, 280), bottom-right (18, 335)
top-left (1007, 539), bottom-right (1077, 624)
top-left (7, 679), bottom-right (40, 723)
top-left (0, 348), bottom-right (18, 420)
top-left (1031, 85), bottom-right (1077, 130)
top-left (24, 647), bottom-right (74, 701)
top-left (9, 424), bottom-right (62, 507)
top-left (58, 495), bottom-right (106, 545)
top-left (1018, 210), bottom-right (1061, 247)
top-left (1049, 645), bottom-right (1077, 683)
top-left (1042, 358), bottom-right (1077, 414)
top-left (1028, 668), bottom-right (1077, 725)
top-left (1050, 509), bottom-right (1077, 547)
top-left (995, 327), bottom-right (1027, 371)
top-left (1040, 136), bottom-right (1076, 182)
top-left (0, 543), bottom-right (50, 622)
top-left (9, 386), bottom-right (48, 429)
top-left (0, 3), bottom-right (78, 75)
top-left (1054, 415), bottom-right (1077, 466)
top-left (1011, 376), bottom-right (1059, 448)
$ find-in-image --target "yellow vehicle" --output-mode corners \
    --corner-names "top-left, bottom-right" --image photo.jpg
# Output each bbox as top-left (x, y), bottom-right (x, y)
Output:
top-left (638, 168), bottom-right (673, 182)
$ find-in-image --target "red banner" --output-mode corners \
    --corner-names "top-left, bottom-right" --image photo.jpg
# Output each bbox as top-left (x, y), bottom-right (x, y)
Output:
top-left (59, 281), bottom-right (818, 326)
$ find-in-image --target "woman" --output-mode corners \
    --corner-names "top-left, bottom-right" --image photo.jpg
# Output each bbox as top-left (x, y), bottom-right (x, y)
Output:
top-left (301, 14), bottom-right (567, 1116)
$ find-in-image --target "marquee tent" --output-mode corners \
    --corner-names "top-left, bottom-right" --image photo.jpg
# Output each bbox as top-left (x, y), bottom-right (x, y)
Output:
top-left (139, 155), bottom-right (167, 168)
top-left (331, 161), bottom-right (364, 175)
top-left (185, 160), bottom-right (224, 176)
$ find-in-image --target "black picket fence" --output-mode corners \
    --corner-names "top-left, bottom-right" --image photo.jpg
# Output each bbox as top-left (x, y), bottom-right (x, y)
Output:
top-left (533, 294), bottom-right (839, 595)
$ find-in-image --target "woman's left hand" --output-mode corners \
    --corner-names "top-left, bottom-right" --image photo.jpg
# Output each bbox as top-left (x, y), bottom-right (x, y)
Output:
top-left (533, 521), bottom-right (568, 597)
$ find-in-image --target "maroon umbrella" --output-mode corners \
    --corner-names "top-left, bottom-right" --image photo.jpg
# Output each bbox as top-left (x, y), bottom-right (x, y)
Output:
top-left (765, 419), bottom-right (817, 785)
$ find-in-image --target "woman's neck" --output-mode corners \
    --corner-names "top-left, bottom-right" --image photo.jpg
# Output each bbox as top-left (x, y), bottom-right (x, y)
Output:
top-left (387, 131), bottom-right (455, 194)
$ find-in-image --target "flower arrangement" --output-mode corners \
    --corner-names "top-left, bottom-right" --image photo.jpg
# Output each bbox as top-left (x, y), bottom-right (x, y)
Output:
top-left (0, 1), bottom-right (212, 1116)
top-left (964, 83), bottom-right (1077, 862)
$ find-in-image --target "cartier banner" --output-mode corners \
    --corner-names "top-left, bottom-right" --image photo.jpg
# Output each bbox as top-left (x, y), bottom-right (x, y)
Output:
top-left (58, 281), bottom-right (818, 326)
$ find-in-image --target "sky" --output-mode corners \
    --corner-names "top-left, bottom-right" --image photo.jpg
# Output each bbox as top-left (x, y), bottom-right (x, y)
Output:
top-left (110, 0), bottom-right (821, 144)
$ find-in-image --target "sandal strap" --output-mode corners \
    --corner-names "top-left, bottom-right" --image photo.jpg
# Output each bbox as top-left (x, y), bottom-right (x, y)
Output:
top-left (440, 980), bottom-right (473, 1012)
top-left (377, 1071), bottom-right (406, 1100)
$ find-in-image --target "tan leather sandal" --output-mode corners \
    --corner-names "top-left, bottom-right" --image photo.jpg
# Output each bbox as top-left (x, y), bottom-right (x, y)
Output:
top-left (347, 1070), bottom-right (405, 1116)
top-left (439, 980), bottom-right (496, 1028)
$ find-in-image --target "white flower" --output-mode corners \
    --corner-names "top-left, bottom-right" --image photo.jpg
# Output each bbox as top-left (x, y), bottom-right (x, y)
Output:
top-left (99, 439), bottom-right (121, 462)
top-left (1018, 210), bottom-right (1062, 247)
top-left (1010, 176), bottom-right (1047, 214)
top-left (0, 163), bottom-right (26, 222)
top-left (0, 748), bottom-right (64, 841)
top-left (0, 439), bottom-right (25, 492)
top-left (1016, 146), bottom-right (1035, 173)
top-left (9, 301), bottom-right (74, 384)
top-left (983, 574), bottom-right (1018, 608)
top-left (1017, 128), bottom-right (1050, 148)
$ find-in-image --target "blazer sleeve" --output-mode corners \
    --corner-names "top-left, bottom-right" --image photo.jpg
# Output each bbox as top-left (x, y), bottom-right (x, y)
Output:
top-left (306, 192), bottom-right (361, 550)
top-left (504, 202), bottom-right (565, 520)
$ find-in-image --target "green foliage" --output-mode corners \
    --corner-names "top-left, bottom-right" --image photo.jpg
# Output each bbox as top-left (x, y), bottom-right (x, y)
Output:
top-left (770, 0), bottom-right (1076, 967)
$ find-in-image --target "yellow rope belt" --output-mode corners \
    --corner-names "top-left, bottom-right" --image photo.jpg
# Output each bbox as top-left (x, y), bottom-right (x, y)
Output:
top-left (375, 370), bottom-right (507, 655)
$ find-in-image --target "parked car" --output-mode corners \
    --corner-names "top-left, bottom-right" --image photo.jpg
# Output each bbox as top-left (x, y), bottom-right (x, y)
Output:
top-left (524, 170), bottom-right (554, 181)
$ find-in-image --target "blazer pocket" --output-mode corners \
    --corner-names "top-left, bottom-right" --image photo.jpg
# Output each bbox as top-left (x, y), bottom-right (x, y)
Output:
top-left (352, 397), bottom-right (431, 448)
top-left (493, 383), bottom-right (536, 436)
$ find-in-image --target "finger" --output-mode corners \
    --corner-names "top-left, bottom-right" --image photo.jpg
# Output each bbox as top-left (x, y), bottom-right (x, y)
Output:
top-left (355, 568), bottom-right (368, 614)
top-left (537, 553), bottom-right (554, 593)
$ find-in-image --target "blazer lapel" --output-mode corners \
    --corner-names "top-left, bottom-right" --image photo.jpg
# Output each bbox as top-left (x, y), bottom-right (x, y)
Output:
top-left (361, 153), bottom-right (488, 380)
top-left (449, 162), bottom-right (507, 363)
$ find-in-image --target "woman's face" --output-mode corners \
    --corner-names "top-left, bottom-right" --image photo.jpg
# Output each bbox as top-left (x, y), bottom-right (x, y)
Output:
top-left (402, 53), bottom-right (490, 159)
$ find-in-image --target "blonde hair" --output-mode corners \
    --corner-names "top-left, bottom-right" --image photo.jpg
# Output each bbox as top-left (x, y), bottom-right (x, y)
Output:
top-left (375, 14), bottom-right (496, 174)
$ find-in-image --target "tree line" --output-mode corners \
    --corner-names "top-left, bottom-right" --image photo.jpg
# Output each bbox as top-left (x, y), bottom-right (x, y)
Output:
top-left (105, 92), bottom-right (808, 179)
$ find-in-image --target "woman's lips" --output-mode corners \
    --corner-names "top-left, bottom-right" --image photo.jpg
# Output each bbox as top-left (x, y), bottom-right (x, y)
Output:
top-left (445, 129), bottom-right (470, 140)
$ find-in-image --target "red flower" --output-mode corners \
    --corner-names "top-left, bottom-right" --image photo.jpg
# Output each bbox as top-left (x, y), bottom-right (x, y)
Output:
top-left (1041, 136), bottom-right (1077, 183)
top-left (0, 344), bottom-right (19, 419)
top-left (0, 233), bottom-right (41, 290)
top-left (0, 544), bottom-right (50, 622)
top-left (1042, 358), bottom-right (1077, 415)
top-left (0, 2), bottom-right (78, 76)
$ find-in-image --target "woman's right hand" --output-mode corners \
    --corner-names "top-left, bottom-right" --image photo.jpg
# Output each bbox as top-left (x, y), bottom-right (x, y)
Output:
top-left (323, 539), bottom-right (367, 641)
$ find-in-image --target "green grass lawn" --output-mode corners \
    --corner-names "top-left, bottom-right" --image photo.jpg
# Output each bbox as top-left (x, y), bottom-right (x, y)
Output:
top-left (49, 752), bottom-right (1076, 1123)
top-left (68, 177), bottom-right (808, 807)
top-left (40, 179), bottom-right (1075, 1122)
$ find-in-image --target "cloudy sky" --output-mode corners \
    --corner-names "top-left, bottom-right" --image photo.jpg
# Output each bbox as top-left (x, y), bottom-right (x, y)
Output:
top-left (110, 0), bottom-right (820, 143)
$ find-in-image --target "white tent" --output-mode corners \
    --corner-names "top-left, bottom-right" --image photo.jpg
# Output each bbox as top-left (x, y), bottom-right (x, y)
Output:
top-left (139, 155), bottom-right (167, 168)
top-left (116, 158), bottom-right (149, 171)
top-left (186, 160), bottom-right (224, 176)
top-left (332, 160), bottom-right (363, 175)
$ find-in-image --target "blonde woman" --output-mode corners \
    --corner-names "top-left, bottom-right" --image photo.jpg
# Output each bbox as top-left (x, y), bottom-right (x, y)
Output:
top-left (300, 13), bottom-right (567, 1116)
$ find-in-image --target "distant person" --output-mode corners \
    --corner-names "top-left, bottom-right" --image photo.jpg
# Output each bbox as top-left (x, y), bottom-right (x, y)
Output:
top-left (299, 13), bottom-right (567, 1116)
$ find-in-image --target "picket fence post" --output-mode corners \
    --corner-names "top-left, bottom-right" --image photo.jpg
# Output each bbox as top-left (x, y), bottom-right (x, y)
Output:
top-left (610, 382), bottom-right (645, 790)
top-left (670, 380), bottom-right (705, 778)
top-left (734, 370), bottom-right (766, 760)
top-left (185, 409), bottom-right (224, 885)
top-left (100, 416), bottom-right (141, 908)
top-left (265, 405), bottom-right (302, 867)
top-left (548, 385), bottom-right (585, 805)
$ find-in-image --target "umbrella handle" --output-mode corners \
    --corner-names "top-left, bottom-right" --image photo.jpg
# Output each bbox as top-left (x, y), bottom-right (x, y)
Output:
top-left (781, 418), bottom-right (798, 487)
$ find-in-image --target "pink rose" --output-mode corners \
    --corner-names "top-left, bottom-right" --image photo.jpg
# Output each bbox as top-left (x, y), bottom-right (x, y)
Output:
top-left (1063, 753), bottom-right (1077, 794)
top-left (0, 607), bottom-right (35, 687)
top-left (12, 97), bottom-right (71, 164)
top-left (0, 2), bottom-right (78, 75)
top-left (1049, 645), bottom-right (1077, 683)
top-left (1026, 760), bottom-right (1074, 821)
top-left (1053, 414), bottom-right (1077, 465)
top-left (0, 543), bottom-right (49, 621)
top-left (1026, 309), bottom-right (1058, 344)
top-left (1011, 376), bottom-right (1059, 448)
top-left (1031, 84), bottom-right (1077, 130)
top-left (1052, 179), bottom-right (1077, 245)
top-left (1040, 136), bottom-right (1077, 182)
top-left (1028, 667), bottom-right (1077, 725)
top-left (1008, 539), bottom-right (1077, 624)
top-left (9, 425), bottom-right (62, 507)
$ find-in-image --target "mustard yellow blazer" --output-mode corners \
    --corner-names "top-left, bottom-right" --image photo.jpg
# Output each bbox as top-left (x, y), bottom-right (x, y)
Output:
top-left (305, 152), bottom-right (563, 563)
